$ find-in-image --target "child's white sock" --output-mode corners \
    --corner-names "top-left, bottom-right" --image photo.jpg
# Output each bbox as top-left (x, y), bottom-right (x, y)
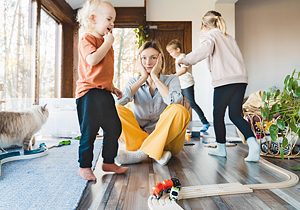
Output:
top-left (154, 151), bottom-right (172, 166)
top-left (115, 150), bottom-right (148, 164)
top-left (244, 137), bottom-right (260, 162)
top-left (208, 143), bottom-right (227, 157)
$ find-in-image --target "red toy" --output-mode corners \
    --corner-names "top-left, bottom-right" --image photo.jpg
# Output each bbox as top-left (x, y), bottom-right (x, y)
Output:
top-left (151, 178), bottom-right (181, 199)
top-left (151, 182), bottom-right (163, 199)
top-left (162, 179), bottom-right (174, 193)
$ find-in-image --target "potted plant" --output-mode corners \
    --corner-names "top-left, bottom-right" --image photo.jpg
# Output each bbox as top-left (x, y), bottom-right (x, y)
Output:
top-left (260, 69), bottom-right (300, 159)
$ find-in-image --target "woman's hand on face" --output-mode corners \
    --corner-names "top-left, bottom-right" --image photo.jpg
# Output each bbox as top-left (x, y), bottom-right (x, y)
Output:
top-left (138, 55), bottom-right (148, 80)
top-left (150, 53), bottom-right (162, 80)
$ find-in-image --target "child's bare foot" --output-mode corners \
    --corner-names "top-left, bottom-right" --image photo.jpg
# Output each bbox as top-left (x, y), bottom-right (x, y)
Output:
top-left (102, 163), bottom-right (129, 174)
top-left (78, 167), bottom-right (97, 181)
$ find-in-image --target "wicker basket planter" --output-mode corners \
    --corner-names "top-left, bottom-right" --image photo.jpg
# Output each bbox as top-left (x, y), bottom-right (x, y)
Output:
top-left (238, 109), bottom-right (300, 159)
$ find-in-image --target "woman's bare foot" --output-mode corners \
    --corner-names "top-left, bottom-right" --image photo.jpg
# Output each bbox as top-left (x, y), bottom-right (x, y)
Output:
top-left (78, 168), bottom-right (97, 181)
top-left (102, 163), bottom-right (129, 174)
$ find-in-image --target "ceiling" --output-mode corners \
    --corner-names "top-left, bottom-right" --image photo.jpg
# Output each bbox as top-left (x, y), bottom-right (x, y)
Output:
top-left (65, 0), bottom-right (145, 9)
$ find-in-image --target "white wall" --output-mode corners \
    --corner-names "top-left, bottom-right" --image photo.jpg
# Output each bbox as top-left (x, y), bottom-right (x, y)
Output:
top-left (235, 0), bottom-right (300, 96)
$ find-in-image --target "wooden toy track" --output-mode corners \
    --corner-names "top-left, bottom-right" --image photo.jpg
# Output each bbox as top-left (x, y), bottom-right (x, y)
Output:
top-left (148, 158), bottom-right (299, 210)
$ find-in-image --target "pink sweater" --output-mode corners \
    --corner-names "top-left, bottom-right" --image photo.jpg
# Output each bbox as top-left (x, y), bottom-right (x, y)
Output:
top-left (182, 28), bottom-right (248, 88)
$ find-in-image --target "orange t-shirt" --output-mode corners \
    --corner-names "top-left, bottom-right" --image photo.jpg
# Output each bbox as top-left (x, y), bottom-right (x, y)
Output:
top-left (76, 33), bottom-right (114, 99)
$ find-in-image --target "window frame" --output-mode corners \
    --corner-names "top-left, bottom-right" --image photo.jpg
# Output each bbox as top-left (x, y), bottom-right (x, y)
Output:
top-left (33, 0), bottom-right (76, 104)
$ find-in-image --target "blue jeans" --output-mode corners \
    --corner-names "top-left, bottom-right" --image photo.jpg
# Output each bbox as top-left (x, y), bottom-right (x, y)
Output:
top-left (182, 85), bottom-right (209, 125)
top-left (213, 83), bottom-right (254, 143)
top-left (76, 88), bottom-right (121, 167)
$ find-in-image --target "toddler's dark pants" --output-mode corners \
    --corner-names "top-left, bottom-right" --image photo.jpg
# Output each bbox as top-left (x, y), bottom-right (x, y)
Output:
top-left (182, 85), bottom-right (209, 125)
top-left (213, 83), bottom-right (254, 144)
top-left (76, 88), bottom-right (121, 168)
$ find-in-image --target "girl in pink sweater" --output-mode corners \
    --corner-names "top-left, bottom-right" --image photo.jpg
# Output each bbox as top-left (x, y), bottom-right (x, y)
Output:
top-left (178, 11), bottom-right (260, 162)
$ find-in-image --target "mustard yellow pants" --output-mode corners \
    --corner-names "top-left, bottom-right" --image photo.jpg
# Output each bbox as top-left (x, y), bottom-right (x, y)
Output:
top-left (116, 104), bottom-right (190, 160)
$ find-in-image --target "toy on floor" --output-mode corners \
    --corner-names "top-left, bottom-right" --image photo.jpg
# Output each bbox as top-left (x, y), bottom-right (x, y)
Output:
top-left (204, 142), bottom-right (237, 148)
top-left (148, 158), bottom-right (299, 210)
top-left (151, 178), bottom-right (181, 199)
top-left (169, 186), bottom-right (180, 201)
top-left (47, 140), bottom-right (71, 149)
top-left (0, 143), bottom-right (48, 177)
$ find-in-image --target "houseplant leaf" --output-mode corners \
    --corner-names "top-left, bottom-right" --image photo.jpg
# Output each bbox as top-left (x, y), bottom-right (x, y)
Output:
top-left (292, 80), bottom-right (298, 92)
top-left (288, 77), bottom-right (293, 91)
top-left (262, 91), bottom-right (266, 102)
top-left (260, 107), bottom-right (268, 120)
top-left (287, 121), bottom-right (298, 133)
top-left (267, 89), bottom-right (271, 100)
top-left (274, 89), bottom-right (280, 100)
top-left (269, 124), bottom-right (279, 142)
top-left (282, 136), bottom-right (288, 148)
top-left (280, 147), bottom-right (284, 159)
top-left (295, 86), bottom-right (300, 98)
top-left (297, 129), bottom-right (300, 139)
top-left (276, 119), bottom-right (285, 130)
top-left (284, 75), bottom-right (290, 85)
top-left (274, 104), bottom-right (280, 112)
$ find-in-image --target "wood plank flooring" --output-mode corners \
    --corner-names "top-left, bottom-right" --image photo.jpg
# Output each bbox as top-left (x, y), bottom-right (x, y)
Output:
top-left (76, 124), bottom-right (300, 210)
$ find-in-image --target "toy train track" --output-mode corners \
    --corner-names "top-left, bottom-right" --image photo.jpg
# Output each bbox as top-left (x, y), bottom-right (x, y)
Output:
top-left (148, 158), bottom-right (299, 210)
top-left (0, 143), bottom-right (48, 177)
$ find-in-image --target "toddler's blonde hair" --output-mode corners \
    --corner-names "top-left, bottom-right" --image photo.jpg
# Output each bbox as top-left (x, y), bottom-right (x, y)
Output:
top-left (166, 39), bottom-right (182, 52)
top-left (77, 0), bottom-right (114, 32)
top-left (202, 10), bottom-right (227, 36)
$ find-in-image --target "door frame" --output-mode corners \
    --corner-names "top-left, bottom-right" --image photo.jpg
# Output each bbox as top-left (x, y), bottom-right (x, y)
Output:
top-left (146, 21), bottom-right (193, 118)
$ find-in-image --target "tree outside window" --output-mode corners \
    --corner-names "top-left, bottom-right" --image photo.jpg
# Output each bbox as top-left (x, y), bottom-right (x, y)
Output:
top-left (0, 0), bottom-right (34, 110)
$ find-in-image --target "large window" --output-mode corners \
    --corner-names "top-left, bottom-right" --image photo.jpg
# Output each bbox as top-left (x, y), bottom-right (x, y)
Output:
top-left (0, 1), bottom-right (62, 111)
top-left (40, 8), bottom-right (61, 98)
top-left (0, 0), bottom-right (34, 110)
top-left (112, 28), bottom-right (139, 90)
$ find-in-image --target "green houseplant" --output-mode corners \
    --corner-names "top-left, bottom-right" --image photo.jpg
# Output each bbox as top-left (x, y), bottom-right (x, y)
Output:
top-left (134, 25), bottom-right (149, 48)
top-left (260, 69), bottom-right (300, 159)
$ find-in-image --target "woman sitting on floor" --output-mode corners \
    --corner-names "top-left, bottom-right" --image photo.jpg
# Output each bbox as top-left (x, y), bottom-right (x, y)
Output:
top-left (115, 41), bottom-right (190, 166)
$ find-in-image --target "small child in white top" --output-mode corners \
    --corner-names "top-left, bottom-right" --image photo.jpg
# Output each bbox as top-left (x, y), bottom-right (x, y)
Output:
top-left (167, 39), bottom-right (210, 132)
top-left (178, 11), bottom-right (260, 162)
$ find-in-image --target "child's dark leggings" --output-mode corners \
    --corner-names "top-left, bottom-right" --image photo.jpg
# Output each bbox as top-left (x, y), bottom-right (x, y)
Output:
top-left (76, 88), bottom-right (121, 168)
top-left (182, 85), bottom-right (209, 125)
top-left (213, 83), bottom-right (254, 144)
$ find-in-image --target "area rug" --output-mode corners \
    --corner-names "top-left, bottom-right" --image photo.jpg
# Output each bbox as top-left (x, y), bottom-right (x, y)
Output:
top-left (0, 138), bottom-right (103, 210)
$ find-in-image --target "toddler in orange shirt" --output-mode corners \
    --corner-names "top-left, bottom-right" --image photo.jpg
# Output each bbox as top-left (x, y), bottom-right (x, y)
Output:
top-left (76, 0), bottom-right (128, 181)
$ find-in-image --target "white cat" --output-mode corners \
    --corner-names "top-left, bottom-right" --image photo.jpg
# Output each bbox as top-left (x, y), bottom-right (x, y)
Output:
top-left (0, 105), bottom-right (49, 151)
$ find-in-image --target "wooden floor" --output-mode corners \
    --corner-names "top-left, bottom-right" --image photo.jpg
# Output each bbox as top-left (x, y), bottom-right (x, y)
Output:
top-left (76, 124), bottom-right (300, 210)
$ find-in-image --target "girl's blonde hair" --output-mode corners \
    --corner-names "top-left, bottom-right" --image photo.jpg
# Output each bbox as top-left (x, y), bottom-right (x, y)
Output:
top-left (201, 10), bottom-right (227, 36)
top-left (77, 0), bottom-right (113, 32)
top-left (138, 41), bottom-right (166, 74)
